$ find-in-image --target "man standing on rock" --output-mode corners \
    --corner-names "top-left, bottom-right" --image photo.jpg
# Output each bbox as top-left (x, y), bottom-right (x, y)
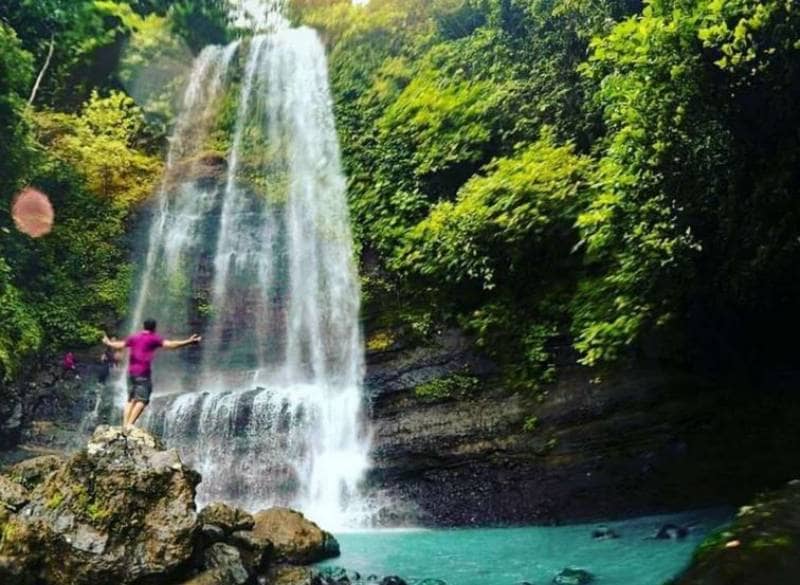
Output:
top-left (102, 319), bottom-right (201, 429)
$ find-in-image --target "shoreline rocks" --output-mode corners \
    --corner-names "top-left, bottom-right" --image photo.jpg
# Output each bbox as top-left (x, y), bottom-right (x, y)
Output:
top-left (673, 480), bottom-right (800, 585)
top-left (0, 425), bottom-right (341, 585)
top-left (0, 425), bottom-right (201, 585)
top-left (251, 507), bottom-right (340, 565)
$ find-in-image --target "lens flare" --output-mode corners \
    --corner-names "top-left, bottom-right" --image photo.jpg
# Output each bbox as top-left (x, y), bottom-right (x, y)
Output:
top-left (11, 187), bottom-right (54, 238)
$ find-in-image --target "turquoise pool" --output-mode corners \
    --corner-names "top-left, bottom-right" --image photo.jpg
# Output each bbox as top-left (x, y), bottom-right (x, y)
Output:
top-left (318, 510), bottom-right (731, 585)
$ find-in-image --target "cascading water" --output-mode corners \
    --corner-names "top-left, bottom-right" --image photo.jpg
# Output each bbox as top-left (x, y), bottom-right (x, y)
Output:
top-left (118, 1), bottom-right (371, 529)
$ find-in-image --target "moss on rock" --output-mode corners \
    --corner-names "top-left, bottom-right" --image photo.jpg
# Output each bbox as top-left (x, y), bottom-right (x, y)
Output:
top-left (675, 480), bottom-right (800, 585)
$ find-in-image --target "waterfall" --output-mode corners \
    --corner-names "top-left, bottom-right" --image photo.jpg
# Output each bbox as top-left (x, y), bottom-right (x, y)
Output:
top-left (118, 4), bottom-right (371, 529)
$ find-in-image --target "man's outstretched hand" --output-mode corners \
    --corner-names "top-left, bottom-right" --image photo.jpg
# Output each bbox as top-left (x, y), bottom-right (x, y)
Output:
top-left (189, 334), bottom-right (203, 345)
top-left (102, 333), bottom-right (125, 350)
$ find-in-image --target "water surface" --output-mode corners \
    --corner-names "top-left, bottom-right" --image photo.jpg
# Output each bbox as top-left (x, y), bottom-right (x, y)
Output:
top-left (320, 510), bottom-right (731, 585)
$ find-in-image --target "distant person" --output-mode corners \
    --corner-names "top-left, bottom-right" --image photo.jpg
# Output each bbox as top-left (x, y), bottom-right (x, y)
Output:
top-left (102, 319), bottom-right (202, 429)
top-left (62, 352), bottom-right (76, 371)
top-left (62, 352), bottom-right (79, 380)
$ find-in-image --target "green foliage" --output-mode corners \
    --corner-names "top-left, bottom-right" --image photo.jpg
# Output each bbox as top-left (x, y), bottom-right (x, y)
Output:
top-left (36, 90), bottom-right (162, 207)
top-left (295, 0), bottom-right (639, 389)
top-left (400, 132), bottom-right (592, 288)
top-left (0, 0), bottom-right (796, 392)
top-left (296, 0), bottom-right (800, 391)
top-left (523, 416), bottom-right (539, 432)
top-left (0, 1), bottom-right (221, 379)
top-left (0, 259), bottom-right (43, 380)
top-left (0, 0), bottom-right (122, 107)
top-left (0, 23), bottom-right (35, 198)
top-left (415, 374), bottom-right (480, 402)
top-left (575, 0), bottom-right (800, 366)
top-left (366, 329), bottom-right (396, 353)
top-left (0, 87), bottom-right (161, 376)
top-left (46, 490), bottom-right (65, 510)
top-left (170, 0), bottom-right (231, 52)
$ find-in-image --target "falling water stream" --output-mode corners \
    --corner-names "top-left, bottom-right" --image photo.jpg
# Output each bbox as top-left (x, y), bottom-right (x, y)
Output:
top-left (117, 2), bottom-right (370, 529)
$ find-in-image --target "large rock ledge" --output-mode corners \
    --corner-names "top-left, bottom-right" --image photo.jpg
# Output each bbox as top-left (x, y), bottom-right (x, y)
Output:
top-left (364, 329), bottom-right (800, 526)
top-left (0, 425), bottom-right (340, 585)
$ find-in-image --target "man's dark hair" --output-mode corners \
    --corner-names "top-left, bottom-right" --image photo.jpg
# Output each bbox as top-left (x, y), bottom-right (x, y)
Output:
top-left (143, 319), bottom-right (157, 332)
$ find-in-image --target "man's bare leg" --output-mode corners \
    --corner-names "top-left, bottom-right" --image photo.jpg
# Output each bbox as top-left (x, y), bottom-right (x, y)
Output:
top-left (123, 400), bottom-right (134, 427)
top-left (128, 400), bottom-right (147, 427)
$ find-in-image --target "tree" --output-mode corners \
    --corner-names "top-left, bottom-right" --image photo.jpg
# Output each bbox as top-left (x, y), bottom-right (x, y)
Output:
top-left (0, 0), bottom-right (116, 106)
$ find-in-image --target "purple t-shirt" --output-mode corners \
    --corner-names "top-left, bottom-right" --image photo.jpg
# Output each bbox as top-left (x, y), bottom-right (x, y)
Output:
top-left (125, 331), bottom-right (164, 377)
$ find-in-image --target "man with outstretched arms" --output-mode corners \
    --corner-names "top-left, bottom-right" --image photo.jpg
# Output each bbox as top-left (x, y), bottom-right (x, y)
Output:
top-left (102, 319), bottom-right (201, 429)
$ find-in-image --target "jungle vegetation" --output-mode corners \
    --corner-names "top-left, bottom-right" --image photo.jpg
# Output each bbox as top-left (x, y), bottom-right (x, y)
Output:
top-left (294, 0), bottom-right (800, 389)
top-left (1, 0), bottom-right (799, 391)
top-left (0, 0), bottom-right (229, 378)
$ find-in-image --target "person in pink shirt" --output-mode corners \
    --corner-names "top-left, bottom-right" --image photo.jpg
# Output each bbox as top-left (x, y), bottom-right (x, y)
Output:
top-left (102, 319), bottom-right (201, 429)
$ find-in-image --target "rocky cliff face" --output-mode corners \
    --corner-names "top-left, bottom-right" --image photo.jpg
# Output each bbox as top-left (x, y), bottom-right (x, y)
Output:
top-left (4, 331), bottom-right (799, 529)
top-left (364, 329), bottom-right (800, 526)
top-left (0, 357), bottom-right (101, 451)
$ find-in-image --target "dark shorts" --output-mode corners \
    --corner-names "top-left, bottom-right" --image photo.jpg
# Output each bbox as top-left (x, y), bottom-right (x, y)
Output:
top-left (128, 375), bottom-right (153, 404)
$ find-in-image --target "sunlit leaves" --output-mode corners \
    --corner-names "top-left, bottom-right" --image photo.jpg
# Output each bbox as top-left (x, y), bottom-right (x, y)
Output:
top-left (399, 132), bottom-right (592, 290)
top-left (35, 90), bottom-right (162, 208)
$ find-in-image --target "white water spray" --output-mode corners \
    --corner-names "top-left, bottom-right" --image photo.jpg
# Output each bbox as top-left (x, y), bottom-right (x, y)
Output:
top-left (120, 3), bottom-right (371, 529)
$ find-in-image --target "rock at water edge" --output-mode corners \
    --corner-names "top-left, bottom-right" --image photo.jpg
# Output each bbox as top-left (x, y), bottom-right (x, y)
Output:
top-left (251, 507), bottom-right (340, 564)
top-left (0, 425), bottom-right (200, 585)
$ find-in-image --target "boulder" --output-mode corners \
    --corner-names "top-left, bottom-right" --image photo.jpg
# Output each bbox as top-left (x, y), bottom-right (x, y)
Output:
top-left (178, 543), bottom-right (249, 585)
top-left (230, 529), bottom-right (274, 574)
top-left (0, 425), bottom-right (201, 585)
top-left (199, 502), bottom-right (255, 534)
top-left (379, 578), bottom-right (408, 585)
top-left (5, 455), bottom-right (63, 490)
top-left (674, 480), bottom-right (800, 585)
top-left (553, 568), bottom-right (594, 585)
top-left (266, 564), bottom-right (323, 585)
top-left (251, 507), bottom-right (340, 564)
top-left (0, 475), bottom-right (29, 511)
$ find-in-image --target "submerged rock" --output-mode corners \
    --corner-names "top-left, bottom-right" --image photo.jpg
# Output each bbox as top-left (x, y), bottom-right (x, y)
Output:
top-left (0, 425), bottom-right (200, 585)
top-left (655, 523), bottom-right (689, 540)
top-left (318, 565), bottom-right (366, 584)
top-left (251, 507), bottom-right (340, 564)
top-left (553, 567), bottom-right (594, 585)
top-left (591, 525), bottom-right (619, 540)
top-left (379, 578), bottom-right (408, 585)
top-left (318, 565), bottom-right (353, 584)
